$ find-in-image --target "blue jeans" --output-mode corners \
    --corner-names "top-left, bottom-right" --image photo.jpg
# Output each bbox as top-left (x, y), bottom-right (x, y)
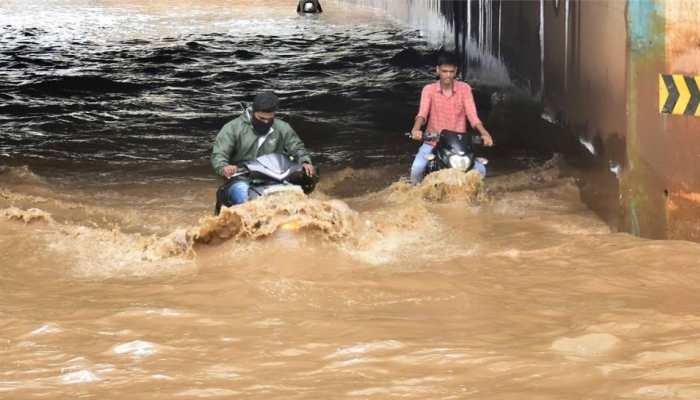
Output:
top-left (410, 143), bottom-right (486, 184)
top-left (226, 180), bottom-right (250, 205)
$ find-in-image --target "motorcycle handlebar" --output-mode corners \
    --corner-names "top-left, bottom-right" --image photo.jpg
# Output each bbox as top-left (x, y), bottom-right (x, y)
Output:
top-left (226, 162), bottom-right (312, 180)
top-left (404, 131), bottom-right (439, 141)
top-left (405, 131), bottom-right (483, 145)
top-left (227, 166), bottom-right (249, 180)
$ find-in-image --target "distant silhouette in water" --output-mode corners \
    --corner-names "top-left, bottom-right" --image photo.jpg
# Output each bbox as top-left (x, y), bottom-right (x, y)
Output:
top-left (297, 0), bottom-right (323, 13)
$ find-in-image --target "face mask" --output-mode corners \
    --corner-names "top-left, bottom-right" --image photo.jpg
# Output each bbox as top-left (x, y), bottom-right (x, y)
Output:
top-left (251, 115), bottom-right (273, 136)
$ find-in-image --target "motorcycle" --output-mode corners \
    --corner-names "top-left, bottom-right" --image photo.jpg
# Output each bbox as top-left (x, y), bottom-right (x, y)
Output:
top-left (297, 0), bottom-right (323, 13)
top-left (408, 129), bottom-right (487, 176)
top-left (214, 153), bottom-right (319, 215)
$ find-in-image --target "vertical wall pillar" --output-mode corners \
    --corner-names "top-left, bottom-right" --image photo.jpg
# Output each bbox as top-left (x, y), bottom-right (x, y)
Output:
top-left (623, 0), bottom-right (667, 238)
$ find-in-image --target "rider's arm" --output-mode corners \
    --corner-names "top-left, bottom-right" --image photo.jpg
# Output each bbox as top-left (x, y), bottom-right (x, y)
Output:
top-left (412, 116), bottom-right (425, 132)
top-left (474, 122), bottom-right (493, 146)
top-left (416, 85), bottom-right (432, 125)
top-left (282, 125), bottom-right (312, 165)
top-left (211, 124), bottom-right (236, 177)
top-left (411, 116), bottom-right (426, 140)
top-left (412, 86), bottom-right (432, 138)
top-left (462, 86), bottom-right (493, 146)
top-left (462, 85), bottom-right (482, 129)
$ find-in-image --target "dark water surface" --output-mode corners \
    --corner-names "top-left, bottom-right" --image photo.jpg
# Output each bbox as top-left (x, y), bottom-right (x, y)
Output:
top-left (1, 0), bottom-right (437, 169)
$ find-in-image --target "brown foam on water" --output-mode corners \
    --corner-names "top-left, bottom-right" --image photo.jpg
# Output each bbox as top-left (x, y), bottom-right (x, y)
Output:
top-left (38, 222), bottom-right (199, 279)
top-left (0, 164), bottom-right (564, 277)
top-left (418, 169), bottom-right (487, 203)
top-left (367, 169), bottom-right (487, 206)
top-left (193, 191), bottom-right (357, 244)
top-left (188, 187), bottom-right (451, 267)
top-left (0, 192), bottom-right (361, 278)
top-left (1, 184), bottom-right (444, 277)
top-left (339, 202), bottom-right (440, 265)
top-left (2, 206), bottom-right (54, 224)
top-left (185, 170), bottom-right (485, 265)
top-left (189, 171), bottom-right (477, 250)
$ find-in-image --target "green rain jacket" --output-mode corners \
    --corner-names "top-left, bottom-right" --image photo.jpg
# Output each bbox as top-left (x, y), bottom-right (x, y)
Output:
top-left (211, 108), bottom-right (312, 177)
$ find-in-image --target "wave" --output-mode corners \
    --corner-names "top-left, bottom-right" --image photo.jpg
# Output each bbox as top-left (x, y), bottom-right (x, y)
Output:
top-left (20, 76), bottom-right (149, 97)
top-left (392, 169), bottom-right (487, 203)
top-left (193, 192), bottom-right (357, 245)
top-left (2, 206), bottom-right (53, 223)
top-left (232, 49), bottom-right (262, 60)
top-left (0, 165), bottom-right (46, 184)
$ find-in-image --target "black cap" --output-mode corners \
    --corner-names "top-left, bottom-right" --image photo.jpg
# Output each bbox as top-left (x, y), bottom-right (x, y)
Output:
top-left (252, 91), bottom-right (279, 112)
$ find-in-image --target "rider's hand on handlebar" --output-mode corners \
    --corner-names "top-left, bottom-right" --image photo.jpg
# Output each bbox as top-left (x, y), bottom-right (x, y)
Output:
top-left (411, 129), bottom-right (423, 141)
top-left (302, 162), bottom-right (315, 177)
top-left (481, 132), bottom-right (494, 147)
top-left (223, 164), bottom-right (238, 178)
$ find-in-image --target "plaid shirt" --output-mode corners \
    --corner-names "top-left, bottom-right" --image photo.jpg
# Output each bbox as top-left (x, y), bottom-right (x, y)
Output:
top-left (416, 80), bottom-right (481, 136)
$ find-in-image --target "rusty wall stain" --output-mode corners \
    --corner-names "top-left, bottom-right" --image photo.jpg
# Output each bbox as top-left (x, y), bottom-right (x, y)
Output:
top-left (660, 1), bottom-right (700, 240)
top-left (665, 0), bottom-right (700, 75)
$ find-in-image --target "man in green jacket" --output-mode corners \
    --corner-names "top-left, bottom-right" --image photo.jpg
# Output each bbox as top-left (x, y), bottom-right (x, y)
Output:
top-left (211, 91), bottom-right (315, 205)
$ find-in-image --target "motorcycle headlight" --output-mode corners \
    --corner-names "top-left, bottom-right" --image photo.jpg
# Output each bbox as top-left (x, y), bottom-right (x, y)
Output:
top-left (448, 155), bottom-right (471, 171)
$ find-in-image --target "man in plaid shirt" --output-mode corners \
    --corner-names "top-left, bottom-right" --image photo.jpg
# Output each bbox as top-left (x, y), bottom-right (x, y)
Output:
top-left (409, 52), bottom-right (494, 184)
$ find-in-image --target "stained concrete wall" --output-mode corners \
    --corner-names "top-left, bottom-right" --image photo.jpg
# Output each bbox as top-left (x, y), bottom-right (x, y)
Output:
top-left (663, 1), bottom-right (700, 240)
top-left (626, 1), bottom-right (700, 240)
top-left (336, 0), bottom-right (700, 242)
top-left (540, 1), bottom-right (629, 232)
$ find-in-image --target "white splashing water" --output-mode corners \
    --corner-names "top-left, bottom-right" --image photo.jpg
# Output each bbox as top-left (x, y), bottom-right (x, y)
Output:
top-left (578, 137), bottom-right (596, 156)
top-left (61, 370), bottom-right (100, 384)
top-left (564, 0), bottom-right (570, 91)
top-left (112, 340), bottom-right (158, 357)
top-left (540, 0), bottom-right (545, 97)
top-left (498, 0), bottom-right (502, 59)
top-left (451, 0), bottom-right (510, 85)
top-left (478, 0), bottom-right (483, 52)
top-left (29, 323), bottom-right (62, 336)
top-left (335, 0), bottom-right (452, 44)
top-left (488, 0), bottom-right (493, 55)
top-left (467, 0), bottom-right (472, 45)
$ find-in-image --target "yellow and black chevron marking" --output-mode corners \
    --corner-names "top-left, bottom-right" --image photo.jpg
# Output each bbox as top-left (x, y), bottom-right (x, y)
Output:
top-left (659, 74), bottom-right (700, 116)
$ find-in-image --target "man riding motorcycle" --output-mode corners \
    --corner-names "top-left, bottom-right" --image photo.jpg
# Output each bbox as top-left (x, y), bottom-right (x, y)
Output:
top-left (409, 52), bottom-right (494, 184)
top-left (297, 0), bottom-right (323, 13)
top-left (211, 91), bottom-right (315, 205)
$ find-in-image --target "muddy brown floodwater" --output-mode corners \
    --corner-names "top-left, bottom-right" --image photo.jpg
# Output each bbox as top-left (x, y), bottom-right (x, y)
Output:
top-left (2, 1), bottom-right (700, 399)
top-left (3, 161), bottom-right (700, 399)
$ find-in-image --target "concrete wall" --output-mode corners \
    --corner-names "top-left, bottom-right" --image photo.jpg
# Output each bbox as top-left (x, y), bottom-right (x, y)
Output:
top-left (626, 1), bottom-right (700, 240)
top-left (663, 1), bottom-right (700, 240)
top-left (535, 1), bottom-right (628, 229)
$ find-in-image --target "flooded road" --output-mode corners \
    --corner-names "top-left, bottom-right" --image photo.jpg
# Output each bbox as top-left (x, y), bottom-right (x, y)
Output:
top-left (2, 1), bottom-right (700, 399)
